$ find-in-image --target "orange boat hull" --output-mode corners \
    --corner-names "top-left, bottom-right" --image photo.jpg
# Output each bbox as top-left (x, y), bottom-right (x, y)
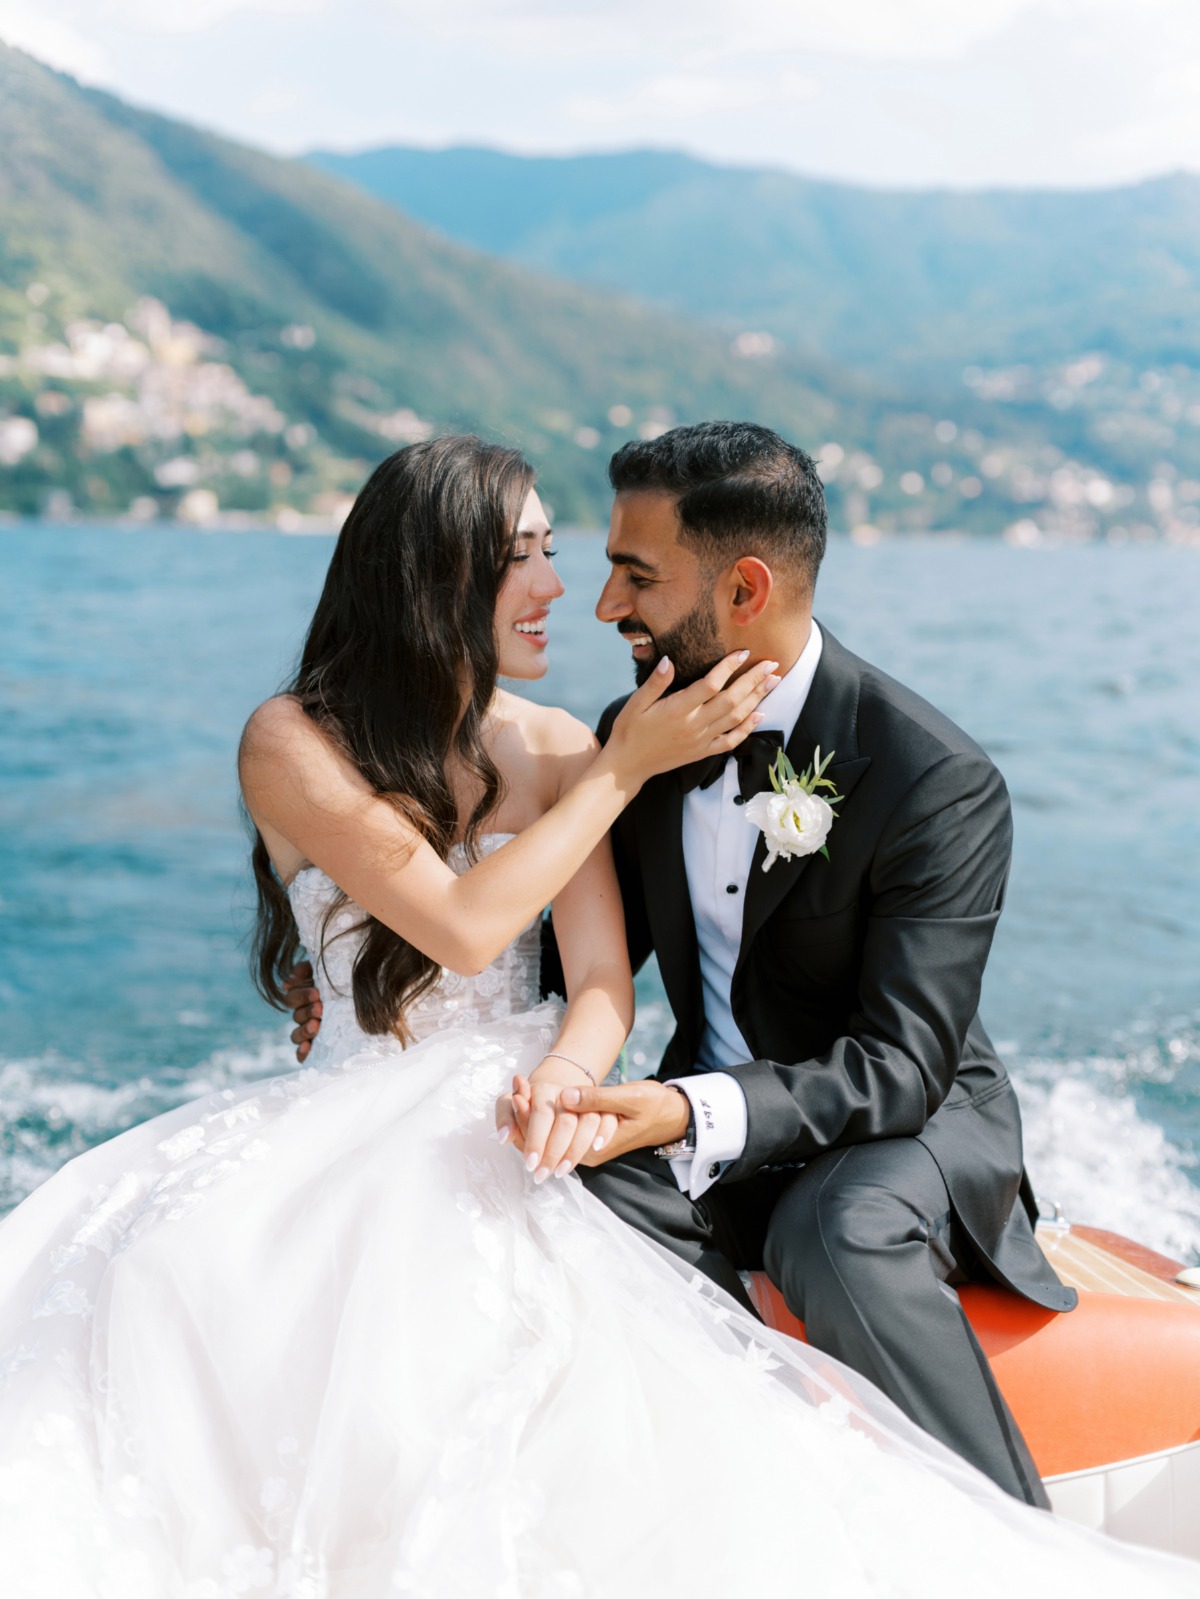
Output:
top-left (748, 1275), bottom-right (1200, 1477)
top-left (747, 1230), bottom-right (1200, 1558)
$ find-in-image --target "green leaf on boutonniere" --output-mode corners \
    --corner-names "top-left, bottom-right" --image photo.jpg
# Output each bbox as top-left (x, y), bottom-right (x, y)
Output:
top-left (769, 749), bottom-right (798, 794)
top-left (802, 746), bottom-right (839, 794)
top-left (782, 745), bottom-right (840, 798)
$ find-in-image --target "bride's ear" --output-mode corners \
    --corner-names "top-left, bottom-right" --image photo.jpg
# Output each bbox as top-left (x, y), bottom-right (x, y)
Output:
top-left (728, 557), bottom-right (773, 625)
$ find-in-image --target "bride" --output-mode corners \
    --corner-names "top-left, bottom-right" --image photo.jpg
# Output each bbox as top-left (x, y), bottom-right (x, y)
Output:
top-left (0, 436), bottom-right (1193, 1598)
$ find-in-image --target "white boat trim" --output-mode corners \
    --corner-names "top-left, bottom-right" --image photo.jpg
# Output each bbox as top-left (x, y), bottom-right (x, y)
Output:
top-left (1046, 1436), bottom-right (1200, 1484)
top-left (1046, 1438), bottom-right (1200, 1557)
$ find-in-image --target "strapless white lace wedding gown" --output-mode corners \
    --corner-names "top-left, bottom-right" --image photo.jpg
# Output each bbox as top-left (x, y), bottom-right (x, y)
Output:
top-left (0, 836), bottom-right (1194, 1598)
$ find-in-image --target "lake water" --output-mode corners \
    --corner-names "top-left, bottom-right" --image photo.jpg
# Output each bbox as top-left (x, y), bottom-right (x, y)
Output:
top-left (2, 526), bottom-right (1198, 1258)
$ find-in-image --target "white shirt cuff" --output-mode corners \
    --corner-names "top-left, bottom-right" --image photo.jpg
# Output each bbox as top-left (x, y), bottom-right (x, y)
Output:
top-left (663, 1073), bottom-right (748, 1200)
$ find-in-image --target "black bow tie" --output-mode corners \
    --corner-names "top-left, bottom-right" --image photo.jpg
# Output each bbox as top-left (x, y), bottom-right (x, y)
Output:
top-left (679, 728), bottom-right (786, 803)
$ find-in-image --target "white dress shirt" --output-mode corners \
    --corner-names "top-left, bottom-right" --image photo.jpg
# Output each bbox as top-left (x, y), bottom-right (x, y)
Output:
top-left (666, 623), bottom-right (824, 1200)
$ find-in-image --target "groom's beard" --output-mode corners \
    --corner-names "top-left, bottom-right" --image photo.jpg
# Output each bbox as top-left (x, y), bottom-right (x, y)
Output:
top-left (621, 594), bottom-right (724, 689)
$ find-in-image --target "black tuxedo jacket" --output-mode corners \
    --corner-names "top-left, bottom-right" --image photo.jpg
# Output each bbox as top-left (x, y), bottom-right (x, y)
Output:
top-left (583, 626), bottom-right (1074, 1313)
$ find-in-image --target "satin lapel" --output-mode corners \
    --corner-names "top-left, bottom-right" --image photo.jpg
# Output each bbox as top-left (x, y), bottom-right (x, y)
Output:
top-left (633, 771), bottom-right (702, 1033)
top-left (737, 629), bottom-right (872, 971)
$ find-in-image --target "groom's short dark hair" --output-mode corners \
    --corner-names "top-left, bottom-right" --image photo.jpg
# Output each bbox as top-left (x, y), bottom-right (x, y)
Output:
top-left (608, 421), bottom-right (827, 592)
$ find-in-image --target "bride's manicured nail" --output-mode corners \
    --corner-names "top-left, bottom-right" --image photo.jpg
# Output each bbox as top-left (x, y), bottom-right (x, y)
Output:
top-left (534, 1167), bottom-right (550, 1184)
top-left (496, 1127), bottom-right (510, 1145)
top-left (524, 1152), bottom-right (539, 1173)
top-left (593, 1137), bottom-right (606, 1151)
top-left (554, 1160), bottom-right (571, 1179)
top-left (655, 656), bottom-right (672, 675)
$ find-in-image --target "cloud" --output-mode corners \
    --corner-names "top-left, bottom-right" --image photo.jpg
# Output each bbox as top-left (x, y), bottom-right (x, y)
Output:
top-left (0, 2), bottom-right (110, 78)
top-left (379, 0), bottom-right (1095, 66)
top-left (9, 0), bottom-right (1200, 187)
top-left (1082, 55), bottom-right (1200, 175)
top-left (94, 0), bottom-right (325, 34)
top-left (568, 68), bottom-right (818, 126)
top-left (247, 82), bottom-right (306, 119)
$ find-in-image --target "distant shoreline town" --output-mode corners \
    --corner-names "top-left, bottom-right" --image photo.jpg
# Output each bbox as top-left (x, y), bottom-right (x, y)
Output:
top-left (3, 291), bottom-right (1199, 547)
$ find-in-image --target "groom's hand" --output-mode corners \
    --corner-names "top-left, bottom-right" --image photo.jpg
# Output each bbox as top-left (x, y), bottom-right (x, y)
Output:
top-left (283, 961), bottom-right (323, 1062)
top-left (557, 1081), bottom-right (689, 1166)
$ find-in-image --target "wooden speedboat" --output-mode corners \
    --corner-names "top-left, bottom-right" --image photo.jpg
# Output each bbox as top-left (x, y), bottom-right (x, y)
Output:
top-left (747, 1219), bottom-right (1200, 1558)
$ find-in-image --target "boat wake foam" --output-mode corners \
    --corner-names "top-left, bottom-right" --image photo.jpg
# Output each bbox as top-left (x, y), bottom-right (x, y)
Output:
top-left (1017, 1067), bottom-right (1200, 1263)
top-left (0, 1036), bottom-right (293, 1217)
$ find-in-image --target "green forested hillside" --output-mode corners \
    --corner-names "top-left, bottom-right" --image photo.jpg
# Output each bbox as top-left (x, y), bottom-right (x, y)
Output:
top-left (0, 46), bottom-right (868, 524)
top-left (307, 146), bottom-right (1200, 379)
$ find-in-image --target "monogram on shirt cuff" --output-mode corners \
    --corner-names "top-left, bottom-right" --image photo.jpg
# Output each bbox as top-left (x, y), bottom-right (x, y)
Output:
top-left (663, 1073), bottom-right (749, 1201)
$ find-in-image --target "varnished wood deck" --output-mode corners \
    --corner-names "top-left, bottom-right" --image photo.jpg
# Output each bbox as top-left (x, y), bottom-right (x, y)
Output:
top-left (1035, 1223), bottom-right (1200, 1305)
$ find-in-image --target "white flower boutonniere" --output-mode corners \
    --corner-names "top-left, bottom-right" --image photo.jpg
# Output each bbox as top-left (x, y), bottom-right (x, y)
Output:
top-left (743, 747), bottom-right (842, 871)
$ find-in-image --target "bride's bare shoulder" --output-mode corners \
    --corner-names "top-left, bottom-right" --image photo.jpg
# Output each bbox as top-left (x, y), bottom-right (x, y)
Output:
top-left (241, 693), bottom-right (306, 748)
top-left (241, 694), bottom-right (319, 769)
top-left (494, 691), bottom-right (598, 798)
top-left (239, 696), bottom-right (365, 793)
top-left (498, 691), bottom-right (595, 752)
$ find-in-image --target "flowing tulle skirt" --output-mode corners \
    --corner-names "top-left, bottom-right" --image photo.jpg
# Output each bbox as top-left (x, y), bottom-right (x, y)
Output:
top-left (0, 1003), bottom-right (1194, 1597)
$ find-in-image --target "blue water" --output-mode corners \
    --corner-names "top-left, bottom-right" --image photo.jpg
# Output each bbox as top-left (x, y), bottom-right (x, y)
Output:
top-left (2, 527), bottom-right (1198, 1254)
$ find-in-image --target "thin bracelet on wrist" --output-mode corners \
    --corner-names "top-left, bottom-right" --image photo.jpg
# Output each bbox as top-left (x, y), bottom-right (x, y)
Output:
top-left (540, 1051), bottom-right (597, 1087)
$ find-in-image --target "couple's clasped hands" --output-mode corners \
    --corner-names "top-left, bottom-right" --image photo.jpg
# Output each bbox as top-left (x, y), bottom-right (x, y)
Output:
top-left (494, 1074), bottom-right (689, 1182)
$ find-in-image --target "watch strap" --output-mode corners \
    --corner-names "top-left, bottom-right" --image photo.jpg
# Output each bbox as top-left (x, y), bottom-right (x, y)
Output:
top-left (654, 1084), bottom-right (696, 1159)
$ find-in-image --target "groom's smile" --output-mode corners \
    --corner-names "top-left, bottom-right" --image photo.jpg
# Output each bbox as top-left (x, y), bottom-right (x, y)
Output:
top-left (616, 619), bottom-right (656, 667)
top-left (598, 489), bottom-right (728, 687)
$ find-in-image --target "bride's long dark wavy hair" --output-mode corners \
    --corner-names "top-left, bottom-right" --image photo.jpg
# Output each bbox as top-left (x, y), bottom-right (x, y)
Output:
top-left (247, 434), bottom-right (536, 1041)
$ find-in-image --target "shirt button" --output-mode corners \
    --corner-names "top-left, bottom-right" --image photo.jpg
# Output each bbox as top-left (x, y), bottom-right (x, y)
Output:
top-left (733, 794), bottom-right (746, 806)
top-left (725, 883), bottom-right (739, 895)
top-left (708, 1164), bottom-right (721, 1180)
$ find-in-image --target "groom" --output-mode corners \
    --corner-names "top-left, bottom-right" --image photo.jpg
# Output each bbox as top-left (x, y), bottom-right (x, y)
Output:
top-left (528, 421), bottom-right (1074, 1508)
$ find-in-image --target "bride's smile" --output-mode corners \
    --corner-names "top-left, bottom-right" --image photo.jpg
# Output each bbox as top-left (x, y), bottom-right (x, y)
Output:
top-left (496, 487), bottom-right (562, 680)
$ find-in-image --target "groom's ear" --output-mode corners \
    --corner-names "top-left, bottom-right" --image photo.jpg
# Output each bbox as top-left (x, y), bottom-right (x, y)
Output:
top-left (726, 556), bottom-right (774, 627)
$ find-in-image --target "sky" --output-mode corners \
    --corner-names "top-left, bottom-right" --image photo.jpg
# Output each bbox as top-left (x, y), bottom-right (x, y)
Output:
top-left (2, 0), bottom-right (1200, 190)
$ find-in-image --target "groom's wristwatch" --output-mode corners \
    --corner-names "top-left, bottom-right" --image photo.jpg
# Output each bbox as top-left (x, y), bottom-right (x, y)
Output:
top-left (654, 1084), bottom-right (697, 1159)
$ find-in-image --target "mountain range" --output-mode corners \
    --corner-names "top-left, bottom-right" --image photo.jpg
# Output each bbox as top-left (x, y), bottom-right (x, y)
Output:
top-left (307, 146), bottom-right (1200, 381)
top-left (304, 146), bottom-right (1200, 544)
top-left (0, 41), bottom-right (1196, 541)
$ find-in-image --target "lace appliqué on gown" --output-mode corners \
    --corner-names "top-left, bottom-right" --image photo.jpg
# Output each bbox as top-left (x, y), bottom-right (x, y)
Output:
top-left (290, 833), bottom-right (543, 1066)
